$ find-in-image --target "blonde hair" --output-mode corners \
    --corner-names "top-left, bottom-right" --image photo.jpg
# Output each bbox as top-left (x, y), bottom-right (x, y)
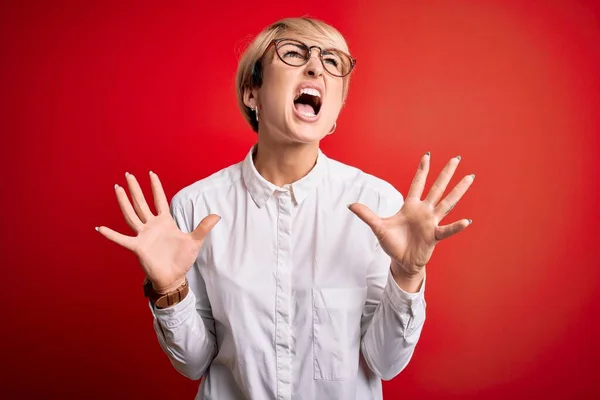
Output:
top-left (235, 17), bottom-right (353, 132)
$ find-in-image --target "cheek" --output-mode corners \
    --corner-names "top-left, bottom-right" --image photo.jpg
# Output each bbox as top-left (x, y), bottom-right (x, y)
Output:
top-left (260, 76), bottom-right (293, 111)
top-left (258, 88), bottom-right (283, 116)
top-left (325, 86), bottom-right (344, 116)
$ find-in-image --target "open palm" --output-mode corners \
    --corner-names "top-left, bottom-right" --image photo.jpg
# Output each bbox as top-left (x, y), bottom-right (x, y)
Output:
top-left (96, 171), bottom-right (220, 293)
top-left (349, 153), bottom-right (474, 277)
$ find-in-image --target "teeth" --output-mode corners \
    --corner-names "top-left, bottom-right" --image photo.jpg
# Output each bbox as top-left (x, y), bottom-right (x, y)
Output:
top-left (300, 112), bottom-right (316, 118)
top-left (295, 87), bottom-right (321, 99)
top-left (301, 88), bottom-right (320, 97)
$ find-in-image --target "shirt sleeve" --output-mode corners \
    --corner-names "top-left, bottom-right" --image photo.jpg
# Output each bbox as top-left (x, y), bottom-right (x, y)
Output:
top-left (148, 199), bottom-right (218, 381)
top-left (360, 189), bottom-right (427, 381)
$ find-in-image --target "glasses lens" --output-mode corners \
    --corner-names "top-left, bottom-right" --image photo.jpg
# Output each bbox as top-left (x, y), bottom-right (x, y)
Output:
top-left (276, 40), bottom-right (309, 66)
top-left (275, 39), bottom-right (354, 77)
top-left (321, 49), bottom-right (352, 77)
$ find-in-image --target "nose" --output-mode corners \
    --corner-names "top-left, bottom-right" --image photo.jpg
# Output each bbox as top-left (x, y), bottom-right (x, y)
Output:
top-left (304, 50), bottom-right (323, 78)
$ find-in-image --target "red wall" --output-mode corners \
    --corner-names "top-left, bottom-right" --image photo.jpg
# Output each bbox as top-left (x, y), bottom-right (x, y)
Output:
top-left (2, 0), bottom-right (599, 398)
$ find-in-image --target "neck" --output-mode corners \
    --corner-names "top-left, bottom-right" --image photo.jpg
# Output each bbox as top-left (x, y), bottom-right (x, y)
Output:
top-left (253, 135), bottom-right (319, 187)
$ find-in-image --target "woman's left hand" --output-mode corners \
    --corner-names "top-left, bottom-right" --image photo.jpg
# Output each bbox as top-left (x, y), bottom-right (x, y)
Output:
top-left (349, 153), bottom-right (474, 287)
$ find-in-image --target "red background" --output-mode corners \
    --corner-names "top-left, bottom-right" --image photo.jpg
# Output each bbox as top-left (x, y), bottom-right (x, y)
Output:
top-left (1, 0), bottom-right (599, 398)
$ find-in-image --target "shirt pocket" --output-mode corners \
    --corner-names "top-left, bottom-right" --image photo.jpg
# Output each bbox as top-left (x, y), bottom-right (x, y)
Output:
top-left (312, 286), bottom-right (368, 380)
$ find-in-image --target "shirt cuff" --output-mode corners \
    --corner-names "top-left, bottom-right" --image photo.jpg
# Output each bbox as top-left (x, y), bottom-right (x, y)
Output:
top-left (384, 269), bottom-right (426, 314)
top-left (148, 289), bottom-right (196, 328)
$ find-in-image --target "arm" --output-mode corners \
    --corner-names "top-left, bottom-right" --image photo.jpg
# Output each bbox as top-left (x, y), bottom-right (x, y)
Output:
top-left (149, 201), bottom-right (218, 380)
top-left (352, 153), bottom-right (475, 380)
top-left (360, 244), bottom-right (426, 380)
top-left (96, 172), bottom-right (220, 380)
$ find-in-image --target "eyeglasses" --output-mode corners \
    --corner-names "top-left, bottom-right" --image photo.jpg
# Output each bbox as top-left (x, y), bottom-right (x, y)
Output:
top-left (262, 38), bottom-right (356, 78)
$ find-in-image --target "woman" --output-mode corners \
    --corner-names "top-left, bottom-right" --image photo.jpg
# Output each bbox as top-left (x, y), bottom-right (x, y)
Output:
top-left (97, 17), bottom-right (474, 400)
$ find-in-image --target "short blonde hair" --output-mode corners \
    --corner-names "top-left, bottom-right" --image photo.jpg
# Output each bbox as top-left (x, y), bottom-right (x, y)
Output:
top-left (235, 17), bottom-right (353, 132)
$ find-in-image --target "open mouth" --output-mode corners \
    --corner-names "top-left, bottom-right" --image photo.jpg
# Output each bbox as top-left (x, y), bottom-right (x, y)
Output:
top-left (293, 88), bottom-right (322, 118)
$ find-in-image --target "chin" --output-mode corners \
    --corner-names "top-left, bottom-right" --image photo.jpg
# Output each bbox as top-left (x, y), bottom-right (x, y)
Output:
top-left (285, 120), bottom-right (329, 144)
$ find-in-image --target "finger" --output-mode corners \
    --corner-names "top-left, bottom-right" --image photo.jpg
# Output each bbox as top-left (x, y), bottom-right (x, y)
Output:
top-left (434, 219), bottom-right (472, 241)
top-left (114, 184), bottom-right (143, 232)
top-left (125, 172), bottom-right (154, 223)
top-left (435, 173), bottom-right (475, 219)
top-left (149, 171), bottom-right (169, 215)
top-left (425, 156), bottom-right (461, 205)
top-left (348, 203), bottom-right (384, 239)
top-left (406, 152), bottom-right (430, 200)
top-left (190, 214), bottom-right (222, 243)
top-left (95, 226), bottom-right (136, 250)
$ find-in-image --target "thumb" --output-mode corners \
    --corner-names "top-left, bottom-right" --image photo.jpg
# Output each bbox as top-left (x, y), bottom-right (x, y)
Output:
top-left (348, 203), bottom-right (382, 235)
top-left (190, 214), bottom-right (221, 243)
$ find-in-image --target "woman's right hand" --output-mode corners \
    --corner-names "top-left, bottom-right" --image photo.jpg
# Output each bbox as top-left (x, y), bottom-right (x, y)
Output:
top-left (96, 171), bottom-right (221, 293)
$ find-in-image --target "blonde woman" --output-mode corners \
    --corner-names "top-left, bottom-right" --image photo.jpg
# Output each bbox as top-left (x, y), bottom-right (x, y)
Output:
top-left (97, 17), bottom-right (474, 400)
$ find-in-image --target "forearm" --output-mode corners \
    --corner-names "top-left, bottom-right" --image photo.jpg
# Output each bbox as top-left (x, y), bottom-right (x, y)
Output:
top-left (151, 290), bottom-right (217, 380)
top-left (361, 270), bottom-right (426, 380)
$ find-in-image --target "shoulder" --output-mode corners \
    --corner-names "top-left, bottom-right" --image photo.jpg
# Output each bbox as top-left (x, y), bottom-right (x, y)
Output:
top-left (170, 161), bottom-right (243, 210)
top-left (326, 156), bottom-right (404, 217)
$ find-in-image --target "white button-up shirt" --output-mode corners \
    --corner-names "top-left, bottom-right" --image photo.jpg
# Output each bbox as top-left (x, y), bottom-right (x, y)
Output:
top-left (150, 144), bottom-right (427, 400)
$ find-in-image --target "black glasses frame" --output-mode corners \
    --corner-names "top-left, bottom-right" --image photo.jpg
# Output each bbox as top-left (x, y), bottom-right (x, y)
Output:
top-left (261, 38), bottom-right (356, 78)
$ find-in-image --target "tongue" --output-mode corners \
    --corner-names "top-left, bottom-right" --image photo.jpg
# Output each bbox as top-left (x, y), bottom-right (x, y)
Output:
top-left (295, 103), bottom-right (316, 115)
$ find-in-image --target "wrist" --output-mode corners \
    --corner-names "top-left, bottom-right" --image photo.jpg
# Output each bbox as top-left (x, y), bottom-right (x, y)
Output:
top-left (144, 276), bottom-right (189, 309)
top-left (152, 276), bottom-right (187, 294)
top-left (390, 262), bottom-right (425, 293)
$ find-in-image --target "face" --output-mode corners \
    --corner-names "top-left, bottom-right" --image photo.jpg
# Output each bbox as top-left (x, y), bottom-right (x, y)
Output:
top-left (244, 33), bottom-right (349, 145)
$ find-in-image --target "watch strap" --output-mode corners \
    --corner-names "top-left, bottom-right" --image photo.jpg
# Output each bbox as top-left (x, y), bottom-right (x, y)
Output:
top-left (143, 278), bottom-right (189, 309)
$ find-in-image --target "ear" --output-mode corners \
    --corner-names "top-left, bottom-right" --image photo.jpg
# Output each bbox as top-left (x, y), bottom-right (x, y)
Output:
top-left (243, 86), bottom-right (259, 110)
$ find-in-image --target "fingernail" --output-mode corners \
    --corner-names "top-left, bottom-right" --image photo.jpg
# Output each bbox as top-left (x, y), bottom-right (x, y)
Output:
top-left (426, 151), bottom-right (430, 156)
top-left (471, 174), bottom-right (475, 179)
top-left (149, 171), bottom-right (154, 175)
top-left (125, 172), bottom-right (130, 177)
top-left (468, 219), bottom-right (473, 224)
top-left (456, 155), bottom-right (461, 160)
top-left (347, 204), bottom-right (352, 209)
top-left (114, 184), bottom-right (119, 189)
top-left (95, 226), bottom-right (99, 231)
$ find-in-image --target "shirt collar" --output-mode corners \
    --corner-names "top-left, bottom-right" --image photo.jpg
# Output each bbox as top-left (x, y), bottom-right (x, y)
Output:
top-left (242, 143), bottom-right (328, 208)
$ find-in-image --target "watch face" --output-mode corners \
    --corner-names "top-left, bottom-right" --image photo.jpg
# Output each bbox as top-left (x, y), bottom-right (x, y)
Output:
top-left (143, 279), bottom-right (152, 296)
